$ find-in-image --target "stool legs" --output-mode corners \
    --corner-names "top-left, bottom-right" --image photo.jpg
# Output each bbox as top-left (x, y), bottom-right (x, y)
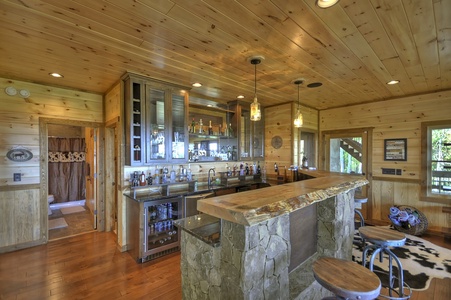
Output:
top-left (355, 209), bottom-right (365, 228)
top-left (362, 244), bottom-right (406, 299)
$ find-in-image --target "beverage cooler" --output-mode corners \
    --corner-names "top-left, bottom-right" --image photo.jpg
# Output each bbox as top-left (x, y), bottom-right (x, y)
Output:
top-left (142, 197), bottom-right (182, 261)
top-left (127, 195), bottom-right (183, 263)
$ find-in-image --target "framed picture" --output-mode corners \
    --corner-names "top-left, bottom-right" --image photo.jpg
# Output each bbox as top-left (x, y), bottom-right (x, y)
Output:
top-left (384, 138), bottom-right (407, 161)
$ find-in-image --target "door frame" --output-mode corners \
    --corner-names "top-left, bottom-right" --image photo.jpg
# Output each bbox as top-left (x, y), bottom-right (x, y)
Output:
top-left (39, 117), bottom-right (105, 240)
top-left (320, 127), bottom-right (373, 220)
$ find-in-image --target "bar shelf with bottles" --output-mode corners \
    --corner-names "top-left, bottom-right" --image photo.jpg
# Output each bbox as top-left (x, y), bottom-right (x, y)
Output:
top-left (188, 113), bottom-right (238, 162)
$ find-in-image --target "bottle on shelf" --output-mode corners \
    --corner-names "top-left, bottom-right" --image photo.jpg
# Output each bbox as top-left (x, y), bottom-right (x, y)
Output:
top-left (187, 164), bottom-right (192, 181)
top-left (191, 118), bottom-right (196, 133)
top-left (199, 119), bottom-right (203, 134)
top-left (140, 171), bottom-right (146, 186)
top-left (257, 161), bottom-right (261, 175)
top-left (170, 165), bottom-right (176, 183)
top-left (228, 123), bottom-right (234, 137)
top-left (208, 120), bottom-right (213, 135)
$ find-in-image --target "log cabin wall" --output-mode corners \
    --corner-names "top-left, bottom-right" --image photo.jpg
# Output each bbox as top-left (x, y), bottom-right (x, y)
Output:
top-left (264, 103), bottom-right (319, 183)
top-left (319, 90), bottom-right (451, 234)
top-left (0, 77), bottom-right (103, 252)
top-left (103, 81), bottom-right (127, 249)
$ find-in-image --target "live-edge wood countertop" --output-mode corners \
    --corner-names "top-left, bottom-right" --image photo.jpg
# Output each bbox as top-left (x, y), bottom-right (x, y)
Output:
top-left (197, 170), bottom-right (368, 226)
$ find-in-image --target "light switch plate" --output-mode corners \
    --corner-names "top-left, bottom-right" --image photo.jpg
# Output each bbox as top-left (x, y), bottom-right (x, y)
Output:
top-left (13, 173), bottom-right (21, 181)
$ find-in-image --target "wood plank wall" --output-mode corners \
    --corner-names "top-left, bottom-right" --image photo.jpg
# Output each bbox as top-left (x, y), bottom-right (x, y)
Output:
top-left (320, 90), bottom-right (451, 233)
top-left (0, 77), bottom-right (103, 251)
top-left (264, 103), bottom-right (318, 182)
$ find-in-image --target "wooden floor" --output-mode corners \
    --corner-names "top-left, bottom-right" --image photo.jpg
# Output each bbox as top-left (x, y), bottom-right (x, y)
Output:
top-left (0, 232), bottom-right (182, 300)
top-left (0, 231), bottom-right (449, 300)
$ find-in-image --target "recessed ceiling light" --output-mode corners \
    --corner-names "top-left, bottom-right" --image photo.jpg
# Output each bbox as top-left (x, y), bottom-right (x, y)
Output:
top-left (307, 82), bottom-right (323, 88)
top-left (316, 0), bottom-right (340, 8)
top-left (192, 82), bottom-right (202, 87)
top-left (237, 95), bottom-right (245, 99)
top-left (49, 72), bottom-right (64, 78)
top-left (387, 80), bottom-right (400, 85)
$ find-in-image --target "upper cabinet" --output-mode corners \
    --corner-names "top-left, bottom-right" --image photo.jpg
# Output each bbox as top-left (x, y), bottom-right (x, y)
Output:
top-left (234, 101), bottom-right (264, 161)
top-left (124, 73), bottom-right (189, 166)
top-left (188, 101), bottom-right (264, 163)
top-left (124, 73), bottom-right (264, 165)
top-left (188, 103), bottom-right (238, 163)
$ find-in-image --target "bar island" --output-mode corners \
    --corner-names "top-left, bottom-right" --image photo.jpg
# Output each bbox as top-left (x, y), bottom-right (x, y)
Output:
top-left (175, 170), bottom-right (368, 300)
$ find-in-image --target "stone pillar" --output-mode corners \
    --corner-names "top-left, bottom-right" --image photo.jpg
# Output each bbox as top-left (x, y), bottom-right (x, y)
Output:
top-left (220, 215), bottom-right (290, 300)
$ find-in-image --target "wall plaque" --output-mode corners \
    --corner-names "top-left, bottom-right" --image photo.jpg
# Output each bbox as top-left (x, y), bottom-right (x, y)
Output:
top-left (6, 147), bottom-right (33, 162)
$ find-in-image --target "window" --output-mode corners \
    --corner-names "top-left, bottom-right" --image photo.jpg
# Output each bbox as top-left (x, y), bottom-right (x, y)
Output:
top-left (421, 120), bottom-right (451, 203)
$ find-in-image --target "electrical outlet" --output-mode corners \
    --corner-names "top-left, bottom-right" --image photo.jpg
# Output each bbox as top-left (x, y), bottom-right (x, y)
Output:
top-left (13, 173), bottom-right (21, 181)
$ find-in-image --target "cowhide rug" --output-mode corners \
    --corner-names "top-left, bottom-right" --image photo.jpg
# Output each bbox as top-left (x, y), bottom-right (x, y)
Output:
top-left (352, 227), bottom-right (451, 291)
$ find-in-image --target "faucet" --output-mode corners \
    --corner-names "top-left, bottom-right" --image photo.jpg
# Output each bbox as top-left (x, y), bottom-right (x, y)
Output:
top-left (208, 167), bottom-right (216, 189)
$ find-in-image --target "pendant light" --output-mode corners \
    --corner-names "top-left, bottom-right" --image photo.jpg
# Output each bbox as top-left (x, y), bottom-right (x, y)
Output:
top-left (293, 80), bottom-right (304, 128)
top-left (250, 56), bottom-right (263, 121)
top-left (316, 0), bottom-right (340, 8)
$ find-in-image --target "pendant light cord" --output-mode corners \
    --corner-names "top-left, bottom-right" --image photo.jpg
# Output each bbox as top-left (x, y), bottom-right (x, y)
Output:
top-left (254, 63), bottom-right (257, 98)
top-left (297, 83), bottom-right (300, 109)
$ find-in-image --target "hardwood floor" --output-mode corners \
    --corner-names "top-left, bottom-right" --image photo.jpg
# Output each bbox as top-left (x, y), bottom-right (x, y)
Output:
top-left (0, 231), bottom-right (449, 300)
top-left (0, 232), bottom-right (182, 300)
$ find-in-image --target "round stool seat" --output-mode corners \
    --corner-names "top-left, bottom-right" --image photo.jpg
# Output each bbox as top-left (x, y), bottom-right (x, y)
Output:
top-left (359, 226), bottom-right (406, 247)
top-left (313, 257), bottom-right (381, 300)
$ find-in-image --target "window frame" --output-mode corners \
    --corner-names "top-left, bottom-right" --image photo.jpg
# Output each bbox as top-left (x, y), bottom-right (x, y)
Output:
top-left (420, 120), bottom-right (451, 204)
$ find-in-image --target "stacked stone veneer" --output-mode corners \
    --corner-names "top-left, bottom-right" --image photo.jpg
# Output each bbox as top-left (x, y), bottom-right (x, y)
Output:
top-left (180, 190), bottom-right (355, 300)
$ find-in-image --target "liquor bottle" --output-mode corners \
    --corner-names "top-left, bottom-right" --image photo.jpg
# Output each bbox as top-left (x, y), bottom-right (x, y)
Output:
top-left (140, 171), bottom-right (146, 186)
top-left (274, 162), bottom-right (279, 174)
top-left (208, 120), bottom-right (213, 135)
top-left (199, 119), bottom-right (203, 133)
top-left (187, 164), bottom-right (192, 181)
top-left (257, 161), bottom-right (261, 175)
top-left (170, 165), bottom-right (176, 183)
top-left (191, 118), bottom-right (196, 133)
top-left (228, 123), bottom-right (234, 137)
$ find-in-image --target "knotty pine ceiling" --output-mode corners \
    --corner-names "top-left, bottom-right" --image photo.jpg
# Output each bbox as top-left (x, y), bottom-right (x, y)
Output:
top-left (0, 0), bottom-right (450, 110)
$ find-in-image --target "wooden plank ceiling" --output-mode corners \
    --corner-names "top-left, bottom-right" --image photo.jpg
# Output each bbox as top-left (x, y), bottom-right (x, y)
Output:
top-left (0, 0), bottom-right (450, 110)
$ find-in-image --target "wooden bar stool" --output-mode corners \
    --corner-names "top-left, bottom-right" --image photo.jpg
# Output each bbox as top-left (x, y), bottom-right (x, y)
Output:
top-left (354, 197), bottom-right (368, 247)
top-left (313, 257), bottom-right (381, 300)
top-left (359, 226), bottom-right (411, 299)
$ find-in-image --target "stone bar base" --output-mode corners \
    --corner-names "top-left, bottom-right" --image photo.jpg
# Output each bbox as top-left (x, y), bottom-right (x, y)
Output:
top-left (180, 190), bottom-right (355, 300)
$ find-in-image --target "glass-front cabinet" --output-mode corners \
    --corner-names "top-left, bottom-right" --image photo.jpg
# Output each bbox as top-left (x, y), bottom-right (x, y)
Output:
top-left (228, 101), bottom-right (264, 161)
top-left (188, 103), bottom-right (238, 162)
top-left (124, 73), bottom-right (188, 166)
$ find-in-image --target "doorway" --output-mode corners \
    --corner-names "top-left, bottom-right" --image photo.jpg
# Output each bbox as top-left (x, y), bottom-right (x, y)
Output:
top-left (39, 118), bottom-right (104, 241)
top-left (321, 128), bottom-right (373, 219)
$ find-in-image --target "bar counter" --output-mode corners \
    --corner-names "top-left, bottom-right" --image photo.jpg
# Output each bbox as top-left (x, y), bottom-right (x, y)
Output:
top-left (177, 170), bottom-right (368, 300)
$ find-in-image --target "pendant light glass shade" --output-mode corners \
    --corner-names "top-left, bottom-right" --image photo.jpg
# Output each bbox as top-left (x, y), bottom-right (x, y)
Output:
top-left (294, 109), bottom-right (303, 127)
top-left (250, 96), bottom-right (261, 121)
top-left (294, 80), bottom-right (303, 128)
top-left (250, 57), bottom-right (262, 121)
